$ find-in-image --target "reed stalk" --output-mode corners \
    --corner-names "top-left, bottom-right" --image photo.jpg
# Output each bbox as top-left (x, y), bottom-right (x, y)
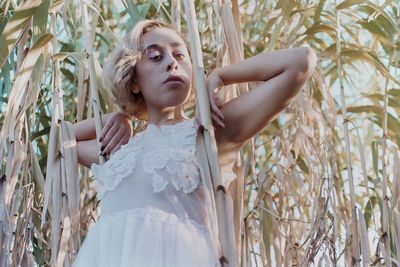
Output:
top-left (183, 0), bottom-right (236, 265)
top-left (216, 2), bottom-right (248, 265)
top-left (334, 0), bottom-right (360, 265)
top-left (2, 1), bottom-right (400, 265)
top-left (381, 55), bottom-right (392, 266)
top-left (79, 0), bottom-right (104, 164)
top-left (172, 0), bottom-right (181, 34)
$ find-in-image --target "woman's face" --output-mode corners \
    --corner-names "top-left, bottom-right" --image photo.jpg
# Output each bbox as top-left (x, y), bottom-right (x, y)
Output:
top-left (134, 27), bottom-right (192, 110)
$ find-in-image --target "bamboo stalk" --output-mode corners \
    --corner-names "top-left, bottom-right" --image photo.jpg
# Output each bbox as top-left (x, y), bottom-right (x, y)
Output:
top-left (0, 18), bottom-right (51, 267)
top-left (0, 172), bottom-right (9, 266)
top-left (172, 0), bottom-right (181, 34)
top-left (62, 121), bottom-right (80, 256)
top-left (219, 1), bottom-right (247, 96)
top-left (393, 210), bottom-right (400, 262)
top-left (49, 14), bottom-right (64, 266)
top-left (183, 0), bottom-right (236, 265)
top-left (334, 1), bottom-right (360, 265)
top-left (358, 208), bottom-right (370, 267)
top-left (183, 0), bottom-right (220, 188)
top-left (381, 55), bottom-right (392, 266)
top-left (80, 0), bottom-right (104, 165)
top-left (195, 130), bottom-right (222, 264)
top-left (76, 65), bottom-right (86, 122)
top-left (217, 2), bottom-right (248, 265)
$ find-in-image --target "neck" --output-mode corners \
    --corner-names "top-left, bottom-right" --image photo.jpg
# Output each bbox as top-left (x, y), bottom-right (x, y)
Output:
top-left (147, 105), bottom-right (188, 126)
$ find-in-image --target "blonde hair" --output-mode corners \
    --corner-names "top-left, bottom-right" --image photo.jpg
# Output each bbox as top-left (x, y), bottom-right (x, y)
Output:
top-left (102, 20), bottom-right (195, 121)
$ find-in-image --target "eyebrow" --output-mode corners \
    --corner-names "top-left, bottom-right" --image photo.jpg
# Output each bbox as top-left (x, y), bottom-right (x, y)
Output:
top-left (143, 42), bottom-right (185, 54)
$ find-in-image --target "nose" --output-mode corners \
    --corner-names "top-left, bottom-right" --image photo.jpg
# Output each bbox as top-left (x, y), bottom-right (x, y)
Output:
top-left (166, 55), bottom-right (178, 72)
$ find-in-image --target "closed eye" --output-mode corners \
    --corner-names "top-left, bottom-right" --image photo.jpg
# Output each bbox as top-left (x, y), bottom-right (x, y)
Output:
top-left (174, 53), bottom-right (185, 60)
top-left (150, 54), bottom-right (163, 61)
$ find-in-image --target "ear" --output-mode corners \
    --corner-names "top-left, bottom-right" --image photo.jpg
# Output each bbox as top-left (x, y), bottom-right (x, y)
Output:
top-left (131, 84), bottom-right (140, 94)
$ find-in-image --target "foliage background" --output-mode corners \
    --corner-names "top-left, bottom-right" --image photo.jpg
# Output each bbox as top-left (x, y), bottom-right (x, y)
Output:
top-left (0, 0), bottom-right (400, 266)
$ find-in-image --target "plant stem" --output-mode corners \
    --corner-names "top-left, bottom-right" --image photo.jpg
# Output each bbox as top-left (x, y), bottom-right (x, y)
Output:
top-left (334, 0), bottom-right (360, 265)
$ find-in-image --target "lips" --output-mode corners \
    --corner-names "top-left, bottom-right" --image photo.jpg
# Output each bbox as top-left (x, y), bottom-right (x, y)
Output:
top-left (163, 75), bottom-right (185, 84)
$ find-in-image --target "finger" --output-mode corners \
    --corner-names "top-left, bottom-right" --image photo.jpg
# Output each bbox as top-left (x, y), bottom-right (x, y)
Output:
top-left (212, 112), bottom-right (225, 128)
top-left (121, 131), bottom-right (131, 143)
top-left (110, 138), bottom-right (126, 155)
top-left (100, 118), bottom-right (114, 141)
top-left (211, 102), bottom-right (224, 121)
top-left (102, 152), bottom-right (109, 161)
top-left (102, 129), bottom-right (124, 155)
top-left (215, 94), bottom-right (223, 107)
top-left (209, 90), bottom-right (224, 120)
top-left (102, 123), bottom-right (119, 148)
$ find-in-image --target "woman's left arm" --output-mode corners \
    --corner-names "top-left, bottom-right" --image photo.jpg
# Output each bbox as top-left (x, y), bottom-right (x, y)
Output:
top-left (208, 47), bottom-right (317, 150)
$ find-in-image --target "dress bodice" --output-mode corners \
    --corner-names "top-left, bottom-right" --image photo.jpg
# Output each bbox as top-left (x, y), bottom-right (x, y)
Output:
top-left (90, 117), bottom-right (237, 231)
top-left (85, 118), bottom-right (236, 265)
top-left (90, 118), bottom-right (208, 227)
top-left (92, 119), bottom-right (201, 197)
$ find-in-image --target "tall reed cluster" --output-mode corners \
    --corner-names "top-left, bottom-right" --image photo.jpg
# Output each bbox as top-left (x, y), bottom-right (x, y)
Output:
top-left (0, 0), bottom-right (399, 266)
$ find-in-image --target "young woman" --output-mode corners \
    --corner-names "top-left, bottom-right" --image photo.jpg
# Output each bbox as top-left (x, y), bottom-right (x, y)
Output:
top-left (72, 20), bottom-right (317, 266)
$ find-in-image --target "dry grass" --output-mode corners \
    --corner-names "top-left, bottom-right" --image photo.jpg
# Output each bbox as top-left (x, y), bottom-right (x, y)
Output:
top-left (0, 0), bottom-right (400, 266)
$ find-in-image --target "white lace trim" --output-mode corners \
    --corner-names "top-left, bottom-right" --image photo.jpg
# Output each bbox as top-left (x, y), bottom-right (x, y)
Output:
top-left (151, 171), bottom-right (168, 193)
top-left (91, 118), bottom-right (201, 198)
top-left (91, 132), bottom-right (144, 200)
top-left (143, 148), bottom-right (200, 193)
top-left (98, 207), bottom-right (209, 233)
top-left (144, 119), bottom-right (200, 193)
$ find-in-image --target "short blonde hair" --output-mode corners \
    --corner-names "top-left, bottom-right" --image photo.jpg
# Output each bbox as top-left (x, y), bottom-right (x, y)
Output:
top-left (102, 20), bottom-right (195, 121)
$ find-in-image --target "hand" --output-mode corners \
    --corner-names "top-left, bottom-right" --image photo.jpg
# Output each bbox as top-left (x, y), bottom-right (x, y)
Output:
top-left (194, 70), bottom-right (225, 130)
top-left (99, 111), bottom-right (132, 158)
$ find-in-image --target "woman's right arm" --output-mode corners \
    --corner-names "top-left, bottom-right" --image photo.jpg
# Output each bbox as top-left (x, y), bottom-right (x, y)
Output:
top-left (76, 139), bottom-right (100, 168)
top-left (74, 111), bottom-right (133, 168)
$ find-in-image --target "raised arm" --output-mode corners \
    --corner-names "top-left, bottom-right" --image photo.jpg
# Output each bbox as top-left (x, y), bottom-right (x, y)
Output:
top-left (74, 111), bottom-right (132, 167)
top-left (212, 47), bottom-right (317, 150)
top-left (75, 112), bottom-right (118, 141)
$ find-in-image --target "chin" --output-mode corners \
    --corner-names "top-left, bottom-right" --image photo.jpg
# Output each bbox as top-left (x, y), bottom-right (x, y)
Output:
top-left (166, 93), bottom-right (189, 107)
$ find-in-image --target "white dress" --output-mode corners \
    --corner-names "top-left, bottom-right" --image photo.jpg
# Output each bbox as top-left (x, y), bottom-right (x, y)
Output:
top-left (71, 118), bottom-right (235, 267)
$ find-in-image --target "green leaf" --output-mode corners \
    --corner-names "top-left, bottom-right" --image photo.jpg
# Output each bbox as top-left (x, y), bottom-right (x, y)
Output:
top-left (296, 155), bottom-right (309, 175)
top-left (32, 0), bottom-right (50, 42)
top-left (346, 105), bottom-right (384, 114)
top-left (123, 1), bottom-right (151, 30)
top-left (27, 54), bottom-right (44, 109)
top-left (337, 0), bottom-right (400, 36)
top-left (313, 0), bottom-right (327, 22)
top-left (341, 48), bottom-right (399, 85)
top-left (364, 196), bottom-right (376, 228)
top-left (52, 51), bottom-right (87, 67)
top-left (0, 6), bottom-right (11, 36)
top-left (371, 141), bottom-right (379, 177)
top-left (262, 201), bottom-right (272, 265)
top-left (336, 0), bottom-right (366, 10)
top-left (0, 0), bottom-right (43, 69)
top-left (303, 23), bottom-right (336, 37)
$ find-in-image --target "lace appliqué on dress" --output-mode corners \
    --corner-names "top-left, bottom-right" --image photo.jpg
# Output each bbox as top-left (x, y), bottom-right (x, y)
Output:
top-left (91, 132), bottom-right (144, 200)
top-left (143, 120), bottom-right (200, 194)
top-left (91, 119), bottom-right (201, 198)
